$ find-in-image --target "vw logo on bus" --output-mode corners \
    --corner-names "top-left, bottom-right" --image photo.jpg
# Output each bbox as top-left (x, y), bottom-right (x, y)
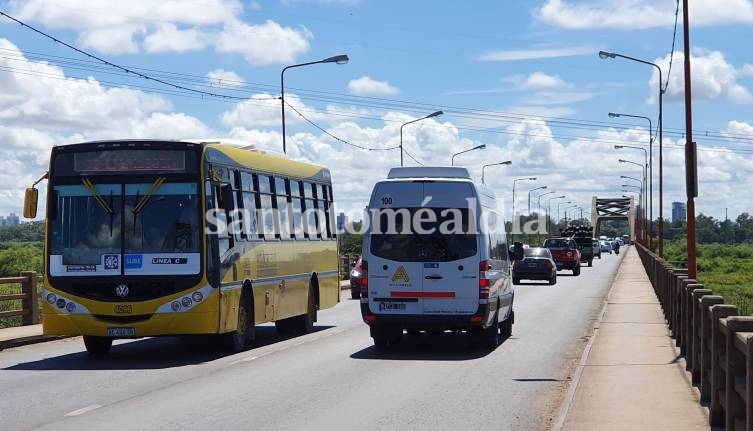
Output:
top-left (115, 284), bottom-right (130, 298)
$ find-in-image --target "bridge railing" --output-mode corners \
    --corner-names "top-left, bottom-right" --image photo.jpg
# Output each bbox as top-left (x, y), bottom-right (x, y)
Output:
top-left (637, 243), bottom-right (753, 429)
top-left (0, 271), bottom-right (40, 327)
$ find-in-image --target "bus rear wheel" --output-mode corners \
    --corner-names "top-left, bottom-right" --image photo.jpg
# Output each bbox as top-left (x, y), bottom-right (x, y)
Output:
top-left (294, 285), bottom-right (317, 334)
top-left (83, 335), bottom-right (113, 355)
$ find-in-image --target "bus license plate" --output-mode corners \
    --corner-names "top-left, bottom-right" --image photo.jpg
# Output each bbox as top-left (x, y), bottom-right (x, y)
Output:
top-left (107, 327), bottom-right (135, 337)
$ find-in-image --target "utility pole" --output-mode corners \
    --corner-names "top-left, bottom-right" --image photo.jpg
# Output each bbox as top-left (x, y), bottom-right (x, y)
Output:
top-left (683, 0), bottom-right (698, 279)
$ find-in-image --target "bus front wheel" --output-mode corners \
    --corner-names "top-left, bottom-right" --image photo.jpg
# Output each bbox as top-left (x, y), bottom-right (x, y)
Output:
top-left (226, 294), bottom-right (254, 352)
top-left (83, 335), bottom-right (113, 355)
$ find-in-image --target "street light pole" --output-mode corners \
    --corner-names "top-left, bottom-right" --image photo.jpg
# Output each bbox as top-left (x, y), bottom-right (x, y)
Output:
top-left (600, 50), bottom-right (664, 257)
top-left (527, 186), bottom-right (547, 215)
top-left (481, 160), bottom-right (512, 184)
top-left (610, 112), bottom-right (653, 246)
top-left (546, 195), bottom-right (566, 239)
top-left (614, 141), bottom-right (649, 245)
top-left (400, 110), bottom-right (444, 167)
top-left (281, 54), bottom-right (349, 155)
top-left (536, 190), bottom-right (556, 216)
top-left (557, 201), bottom-right (572, 231)
top-left (451, 144), bottom-right (486, 166)
top-left (511, 177), bottom-right (536, 244)
top-left (619, 158), bottom-right (647, 242)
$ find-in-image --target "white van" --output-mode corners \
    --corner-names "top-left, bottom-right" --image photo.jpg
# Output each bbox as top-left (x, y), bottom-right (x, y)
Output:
top-left (359, 167), bottom-right (516, 349)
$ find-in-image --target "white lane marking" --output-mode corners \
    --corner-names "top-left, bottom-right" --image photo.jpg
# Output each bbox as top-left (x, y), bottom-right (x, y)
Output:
top-left (65, 404), bottom-right (102, 417)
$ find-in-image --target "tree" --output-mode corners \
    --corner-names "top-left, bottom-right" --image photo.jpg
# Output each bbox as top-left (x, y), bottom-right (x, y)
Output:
top-left (0, 244), bottom-right (43, 277)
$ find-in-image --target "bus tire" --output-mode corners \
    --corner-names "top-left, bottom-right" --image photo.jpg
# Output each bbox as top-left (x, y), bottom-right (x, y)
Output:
top-left (294, 284), bottom-right (317, 334)
top-left (227, 292), bottom-right (253, 352)
top-left (83, 335), bottom-right (113, 355)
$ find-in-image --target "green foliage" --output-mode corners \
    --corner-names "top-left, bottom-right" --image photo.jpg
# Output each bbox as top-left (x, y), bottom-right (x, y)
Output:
top-left (0, 221), bottom-right (44, 245)
top-left (0, 244), bottom-right (43, 277)
top-left (338, 221), bottom-right (364, 256)
top-left (663, 239), bottom-right (753, 315)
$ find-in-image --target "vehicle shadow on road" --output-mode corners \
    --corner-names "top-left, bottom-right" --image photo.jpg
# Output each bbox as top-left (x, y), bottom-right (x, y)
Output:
top-left (3, 325), bottom-right (334, 371)
top-left (350, 332), bottom-right (513, 361)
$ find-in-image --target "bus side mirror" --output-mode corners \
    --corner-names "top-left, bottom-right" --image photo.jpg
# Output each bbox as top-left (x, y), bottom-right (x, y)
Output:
top-left (23, 188), bottom-right (38, 219)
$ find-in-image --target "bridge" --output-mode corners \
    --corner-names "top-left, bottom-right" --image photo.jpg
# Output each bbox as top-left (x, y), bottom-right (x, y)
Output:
top-left (1, 246), bottom-right (735, 430)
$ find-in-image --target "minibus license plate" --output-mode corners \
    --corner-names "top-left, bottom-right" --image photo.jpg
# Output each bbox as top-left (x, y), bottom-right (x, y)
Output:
top-left (107, 327), bottom-right (135, 337)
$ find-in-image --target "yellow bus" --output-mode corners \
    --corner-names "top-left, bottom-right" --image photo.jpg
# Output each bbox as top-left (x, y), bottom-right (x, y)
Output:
top-left (24, 139), bottom-right (340, 354)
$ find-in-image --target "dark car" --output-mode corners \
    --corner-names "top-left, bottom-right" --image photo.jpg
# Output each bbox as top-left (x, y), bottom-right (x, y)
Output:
top-left (512, 247), bottom-right (557, 285)
top-left (349, 256), bottom-right (364, 299)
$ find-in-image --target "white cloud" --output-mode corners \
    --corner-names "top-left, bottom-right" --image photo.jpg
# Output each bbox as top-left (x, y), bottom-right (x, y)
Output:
top-left (723, 120), bottom-right (753, 142)
top-left (347, 76), bottom-right (399, 96)
top-left (221, 93), bottom-right (289, 128)
top-left (0, 38), bottom-right (213, 215)
top-left (215, 19), bottom-right (312, 65)
top-left (522, 72), bottom-right (570, 90)
top-left (476, 46), bottom-right (595, 61)
top-left (652, 50), bottom-right (752, 103)
top-left (206, 69), bottom-right (246, 88)
top-left (8, 1), bottom-right (312, 64)
top-left (144, 24), bottom-right (210, 53)
top-left (534, 0), bottom-right (753, 29)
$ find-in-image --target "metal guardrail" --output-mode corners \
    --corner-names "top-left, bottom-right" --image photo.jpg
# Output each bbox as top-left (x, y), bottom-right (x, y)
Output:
top-left (0, 271), bottom-right (39, 326)
top-left (637, 244), bottom-right (753, 429)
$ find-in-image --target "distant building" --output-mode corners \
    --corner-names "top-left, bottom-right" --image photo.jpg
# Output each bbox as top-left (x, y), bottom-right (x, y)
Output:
top-left (672, 202), bottom-right (687, 223)
top-left (0, 213), bottom-right (20, 226)
top-left (6, 213), bottom-right (19, 226)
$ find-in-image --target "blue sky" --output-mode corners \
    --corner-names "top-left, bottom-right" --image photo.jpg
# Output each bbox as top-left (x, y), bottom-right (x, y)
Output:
top-left (1, 0), bottom-right (753, 223)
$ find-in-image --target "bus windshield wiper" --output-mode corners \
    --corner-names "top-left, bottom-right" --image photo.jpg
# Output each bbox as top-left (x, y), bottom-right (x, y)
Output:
top-left (82, 178), bottom-right (113, 214)
top-left (132, 177), bottom-right (166, 216)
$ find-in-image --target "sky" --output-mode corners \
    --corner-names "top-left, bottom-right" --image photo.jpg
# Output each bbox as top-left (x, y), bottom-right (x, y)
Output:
top-left (1, 0), bottom-right (753, 224)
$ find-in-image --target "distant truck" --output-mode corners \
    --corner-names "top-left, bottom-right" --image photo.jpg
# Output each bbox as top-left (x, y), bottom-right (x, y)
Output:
top-left (561, 225), bottom-right (595, 267)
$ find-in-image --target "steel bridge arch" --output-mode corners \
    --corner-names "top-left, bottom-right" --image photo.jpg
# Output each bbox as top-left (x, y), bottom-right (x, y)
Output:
top-left (590, 196), bottom-right (635, 240)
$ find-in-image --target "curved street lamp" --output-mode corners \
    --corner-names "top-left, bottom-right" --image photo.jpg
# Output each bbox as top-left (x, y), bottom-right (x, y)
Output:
top-left (610, 112), bottom-right (652, 243)
top-left (481, 160), bottom-right (511, 184)
top-left (536, 190), bottom-right (556, 215)
top-left (600, 49), bottom-right (664, 256)
top-left (451, 144), bottom-right (486, 166)
top-left (527, 186), bottom-right (547, 214)
top-left (400, 110), bottom-right (444, 166)
top-left (281, 54), bottom-right (349, 154)
top-left (511, 177), bottom-right (536, 243)
top-left (557, 201), bottom-right (572, 230)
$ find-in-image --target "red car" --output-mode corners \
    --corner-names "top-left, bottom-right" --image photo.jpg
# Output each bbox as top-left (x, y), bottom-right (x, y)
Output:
top-left (349, 257), bottom-right (364, 299)
top-left (543, 237), bottom-right (581, 276)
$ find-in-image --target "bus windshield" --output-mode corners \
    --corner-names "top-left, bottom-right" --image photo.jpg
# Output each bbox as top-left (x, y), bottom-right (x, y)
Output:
top-left (49, 181), bottom-right (200, 268)
top-left (125, 182), bottom-right (199, 254)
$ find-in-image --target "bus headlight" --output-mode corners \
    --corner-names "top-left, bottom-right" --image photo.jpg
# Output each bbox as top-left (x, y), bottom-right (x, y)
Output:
top-left (192, 291), bottom-right (203, 303)
top-left (171, 301), bottom-right (181, 311)
top-left (46, 293), bottom-right (57, 304)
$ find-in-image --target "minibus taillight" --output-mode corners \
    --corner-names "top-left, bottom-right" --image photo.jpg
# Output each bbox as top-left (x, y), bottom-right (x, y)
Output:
top-left (479, 260), bottom-right (490, 299)
top-left (359, 260), bottom-right (368, 298)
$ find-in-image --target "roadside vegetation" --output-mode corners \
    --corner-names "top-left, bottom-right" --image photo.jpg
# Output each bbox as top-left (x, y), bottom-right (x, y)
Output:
top-left (0, 222), bottom-right (43, 328)
top-left (663, 239), bottom-right (753, 315)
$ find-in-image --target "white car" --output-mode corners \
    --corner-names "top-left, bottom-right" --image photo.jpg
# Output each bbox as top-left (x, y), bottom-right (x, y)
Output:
top-left (600, 240), bottom-right (612, 254)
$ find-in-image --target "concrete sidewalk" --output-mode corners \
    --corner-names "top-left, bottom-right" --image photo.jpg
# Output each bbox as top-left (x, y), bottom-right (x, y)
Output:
top-left (0, 280), bottom-right (352, 351)
top-left (0, 323), bottom-right (66, 351)
top-left (558, 246), bottom-right (710, 430)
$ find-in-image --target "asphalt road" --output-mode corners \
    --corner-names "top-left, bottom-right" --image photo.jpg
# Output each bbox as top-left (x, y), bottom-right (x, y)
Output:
top-left (0, 251), bottom-right (625, 431)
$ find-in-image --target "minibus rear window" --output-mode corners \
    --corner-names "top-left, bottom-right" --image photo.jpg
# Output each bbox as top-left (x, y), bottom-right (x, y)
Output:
top-left (369, 207), bottom-right (477, 262)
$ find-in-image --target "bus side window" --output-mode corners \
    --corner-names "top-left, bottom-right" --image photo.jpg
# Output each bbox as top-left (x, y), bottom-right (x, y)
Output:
top-left (302, 181), bottom-right (319, 239)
